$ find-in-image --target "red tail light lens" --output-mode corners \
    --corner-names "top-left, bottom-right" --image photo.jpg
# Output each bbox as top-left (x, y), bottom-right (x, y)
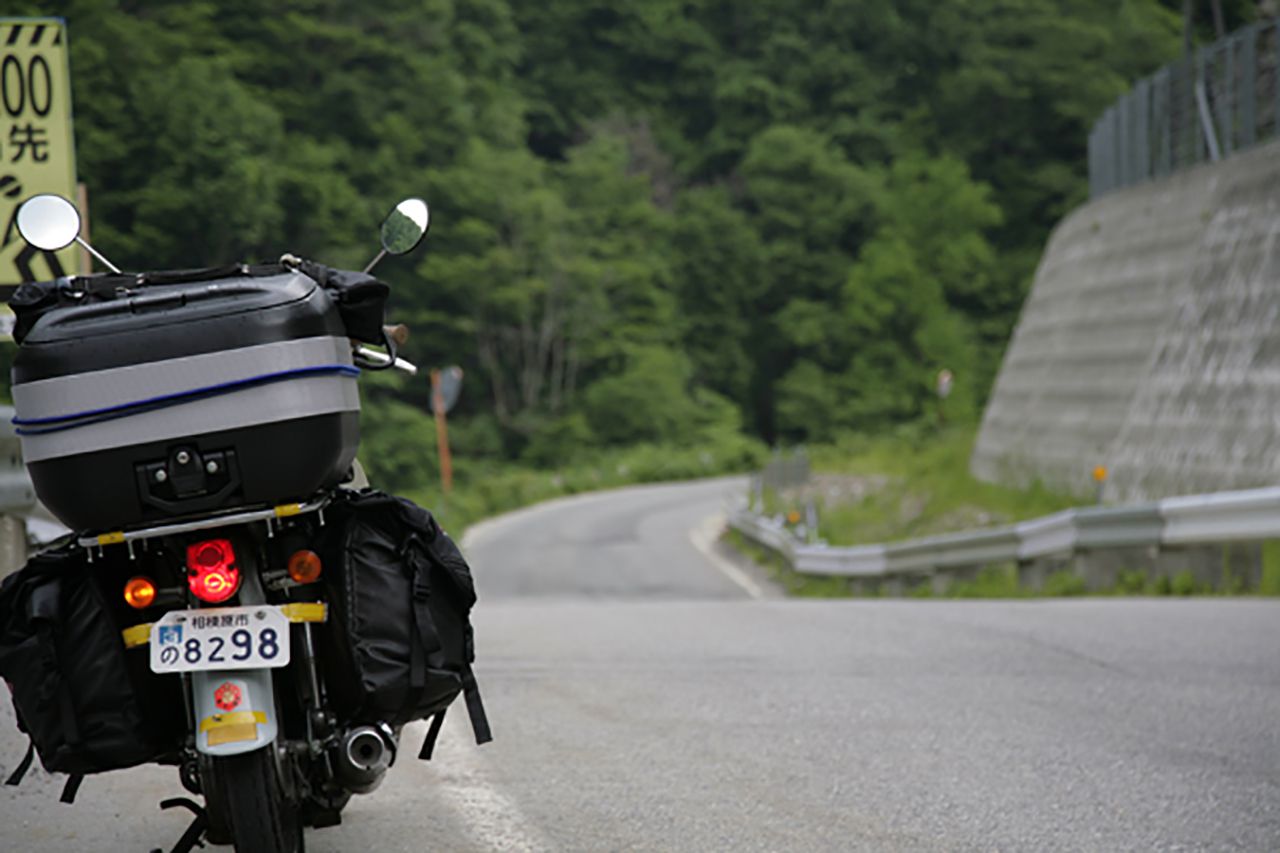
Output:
top-left (186, 538), bottom-right (241, 603)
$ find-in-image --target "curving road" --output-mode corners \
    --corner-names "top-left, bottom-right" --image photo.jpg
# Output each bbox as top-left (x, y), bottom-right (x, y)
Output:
top-left (2, 478), bottom-right (1279, 851)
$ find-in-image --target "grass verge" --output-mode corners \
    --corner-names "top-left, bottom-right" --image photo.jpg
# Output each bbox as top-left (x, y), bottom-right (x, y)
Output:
top-left (769, 426), bottom-right (1079, 546)
top-left (741, 426), bottom-right (1280, 597)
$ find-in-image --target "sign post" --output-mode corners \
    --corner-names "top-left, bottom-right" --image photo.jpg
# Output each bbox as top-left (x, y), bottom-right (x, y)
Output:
top-left (1092, 465), bottom-right (1108, 505)
top-left (429, 366), bottom-right (464, 494)
top-left (0, 17), bottom-right (79, 296)
top-left (936, 368), bottom-right (954, 427)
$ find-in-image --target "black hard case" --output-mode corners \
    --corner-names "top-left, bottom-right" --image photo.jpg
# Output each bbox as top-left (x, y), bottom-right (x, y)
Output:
top-left (10, 270), bottom-right (360, 532)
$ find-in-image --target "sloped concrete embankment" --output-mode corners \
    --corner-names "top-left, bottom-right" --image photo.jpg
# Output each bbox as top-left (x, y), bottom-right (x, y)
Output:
top-left (974, 139), bottom-right (1280, 503)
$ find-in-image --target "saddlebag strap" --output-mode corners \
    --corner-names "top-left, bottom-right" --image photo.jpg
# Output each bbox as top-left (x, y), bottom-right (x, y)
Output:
top-left (5, 737), bottom-right (35, 786)
top-left (407, 544), bottom-right (443, 655)
top-left (60, 773), bottom-right (83, 804)
top-left (462, 666), bottom-right (492, 746)
top-left (418, 708), bottom-right (447, 761)
top-left (407, 545), bottom-right (444, 706)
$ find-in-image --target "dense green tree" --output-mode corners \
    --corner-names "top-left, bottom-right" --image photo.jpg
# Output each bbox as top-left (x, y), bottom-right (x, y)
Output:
top-left (2, 0), bottom-right (1235, 474)
top-left (670, 187), bottom-right (763, 408)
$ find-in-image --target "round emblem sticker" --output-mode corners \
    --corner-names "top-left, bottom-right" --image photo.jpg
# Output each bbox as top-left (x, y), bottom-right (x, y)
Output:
top-left (214, 682), bottom-right (242, 712)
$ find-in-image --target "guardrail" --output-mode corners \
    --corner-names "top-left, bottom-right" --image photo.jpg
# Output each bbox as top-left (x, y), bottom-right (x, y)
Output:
top-left (0, 405), bottom-right (36, 577)
top-left (729, 483), bottom-right (1280, 590)
top-left (1088, 18), bottom-right (1279, 196)
top-left (0, 405), bottom-right (35, 514)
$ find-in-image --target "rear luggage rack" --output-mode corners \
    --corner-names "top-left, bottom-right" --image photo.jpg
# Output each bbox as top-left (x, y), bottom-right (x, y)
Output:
top-left (77, 495), bottom-right (330, 559)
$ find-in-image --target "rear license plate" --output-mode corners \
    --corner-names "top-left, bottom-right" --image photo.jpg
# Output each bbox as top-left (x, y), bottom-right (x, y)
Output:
top-left (150, 605), bottom-right (291, 674)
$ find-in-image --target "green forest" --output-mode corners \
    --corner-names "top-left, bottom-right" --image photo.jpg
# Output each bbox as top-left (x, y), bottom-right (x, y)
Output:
top-left (7, 1), bottom-right (1271, 493)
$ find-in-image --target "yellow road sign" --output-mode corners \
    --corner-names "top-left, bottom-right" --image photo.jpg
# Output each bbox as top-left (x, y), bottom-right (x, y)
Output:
top-left (0, 18), bottom-right (79, 291)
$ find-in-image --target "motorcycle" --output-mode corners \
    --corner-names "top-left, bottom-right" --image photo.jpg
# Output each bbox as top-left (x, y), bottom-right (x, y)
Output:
top-left (0, 194), bottom-right (490, 853)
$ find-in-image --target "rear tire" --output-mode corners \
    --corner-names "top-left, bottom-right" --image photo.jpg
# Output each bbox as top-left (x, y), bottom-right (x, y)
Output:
top-left (210, 747), bottom-right (302, 852)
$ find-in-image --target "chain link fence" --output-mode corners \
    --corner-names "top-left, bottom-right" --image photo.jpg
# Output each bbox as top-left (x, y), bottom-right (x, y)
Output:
top-left (1089, 19), bottom-right (1279, 196)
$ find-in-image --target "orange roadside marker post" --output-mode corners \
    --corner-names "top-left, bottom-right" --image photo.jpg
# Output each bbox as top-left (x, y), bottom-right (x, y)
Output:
top-left (429, 366), bottom-right (464, 495)
top-left (1092, 465), bottom-right (1108, 505)
top-left (430, 369), bottom-right (453, 495)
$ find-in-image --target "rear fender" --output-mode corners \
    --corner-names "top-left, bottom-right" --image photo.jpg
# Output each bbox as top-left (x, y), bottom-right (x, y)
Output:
top-left (191, 668), bottom-right (278, 757)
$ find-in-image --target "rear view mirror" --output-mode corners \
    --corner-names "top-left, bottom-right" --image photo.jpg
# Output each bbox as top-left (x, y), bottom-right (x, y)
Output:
top-left (380, 198), bottom-right (430, 255)
top-left (17, 194), bottom-right (81, 252)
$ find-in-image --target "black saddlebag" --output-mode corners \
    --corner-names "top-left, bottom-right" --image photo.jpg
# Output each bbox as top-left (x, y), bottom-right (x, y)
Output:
top-left (317, 490), bottom-right (491, 758)
top-left (0, 543), bottom-right (183, 780)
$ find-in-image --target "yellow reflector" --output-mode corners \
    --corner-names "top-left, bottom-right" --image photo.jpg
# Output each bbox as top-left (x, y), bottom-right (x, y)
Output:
top-left (121, 623), bottom-right (153, 649)
top-left (280, 602), bottom-right (327, 624)
top-left (97, 531), bottom-right (125, 546)
top-left (207, 723), bottom-right (259, 746)
top-left (274, 504), bottom-right (303, 518)
top-left (199, 710), bottom-right (268, 733)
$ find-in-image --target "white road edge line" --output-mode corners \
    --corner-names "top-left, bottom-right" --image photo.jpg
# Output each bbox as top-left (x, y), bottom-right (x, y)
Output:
top-left (689, 512), bottom-right (766, 600)
top-left (421, 715), bottom-right (553, 853)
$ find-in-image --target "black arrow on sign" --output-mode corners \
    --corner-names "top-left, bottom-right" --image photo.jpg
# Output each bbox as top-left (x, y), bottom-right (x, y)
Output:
top-left (14, 242), bottom-right (65, 282)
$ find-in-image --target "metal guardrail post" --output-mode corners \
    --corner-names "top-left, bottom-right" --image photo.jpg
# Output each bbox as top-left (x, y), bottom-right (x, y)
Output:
top-left (0, 407), bottom-right (35, 513)
top-left (0, 405), bottom-right (36, 578)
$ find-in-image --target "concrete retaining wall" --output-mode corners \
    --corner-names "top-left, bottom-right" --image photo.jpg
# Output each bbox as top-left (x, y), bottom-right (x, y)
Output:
top-left (973, 139), bottom-right (1280, 502)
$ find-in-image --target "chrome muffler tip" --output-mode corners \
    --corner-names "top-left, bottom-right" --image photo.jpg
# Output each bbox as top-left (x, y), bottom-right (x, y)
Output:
top-left (334, 724), bottom-right (397, 794)
top-left (344, 726), bottom-right (391, 772)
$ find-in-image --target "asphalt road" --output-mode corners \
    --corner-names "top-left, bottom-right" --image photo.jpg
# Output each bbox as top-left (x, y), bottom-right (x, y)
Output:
top-left (2, 478), bottom-right (1278, 851)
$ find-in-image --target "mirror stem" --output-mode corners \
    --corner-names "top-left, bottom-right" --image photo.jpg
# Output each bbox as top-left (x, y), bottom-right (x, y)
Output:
top-left (76, 236), bottom-right (122, 274)
top-left (361, 248), bottom-right (387, 276)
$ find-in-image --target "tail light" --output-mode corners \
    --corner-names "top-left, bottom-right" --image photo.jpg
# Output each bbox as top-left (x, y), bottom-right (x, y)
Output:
top-left (287, 550), bottom-right (323, 584)
top-left (186, 538), bottom-right (241, 603)
top-left (123, 576), bottom-right (157, 609)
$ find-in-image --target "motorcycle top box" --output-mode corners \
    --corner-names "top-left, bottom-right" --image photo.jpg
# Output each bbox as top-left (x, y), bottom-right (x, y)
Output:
top-left (9, 266), bottom-right (364, 532)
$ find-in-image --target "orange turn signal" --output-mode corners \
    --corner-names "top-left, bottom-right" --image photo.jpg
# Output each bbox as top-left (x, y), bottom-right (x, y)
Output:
top-left (123, 576), bottom-right (157, 609)
top-left (287, 550), bottom-right (323, 584)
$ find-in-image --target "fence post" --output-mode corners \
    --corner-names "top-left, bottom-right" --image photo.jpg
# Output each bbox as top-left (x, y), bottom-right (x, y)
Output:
top-left (1181, 56), bottom-right (1196, 168)
top-left (1141, 78), bottom-right (1152, 180)
top-left (1240, 24), bottom-right (1257, 147)
top-left (1223, 37), bottom-right (1235, 156)
top-left (1196, 47), bottom-right (1208, 162)
top-left (1157, 68), bottom-right (1172, 176)
top-left (1088, 126), bottom-right (1099, 196)
top-left (1118, 96), bottom-right (1130, 188)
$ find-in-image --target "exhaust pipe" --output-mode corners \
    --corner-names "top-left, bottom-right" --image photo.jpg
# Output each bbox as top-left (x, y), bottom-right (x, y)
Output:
top-left (334, 724), bottom-right (396, 794)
